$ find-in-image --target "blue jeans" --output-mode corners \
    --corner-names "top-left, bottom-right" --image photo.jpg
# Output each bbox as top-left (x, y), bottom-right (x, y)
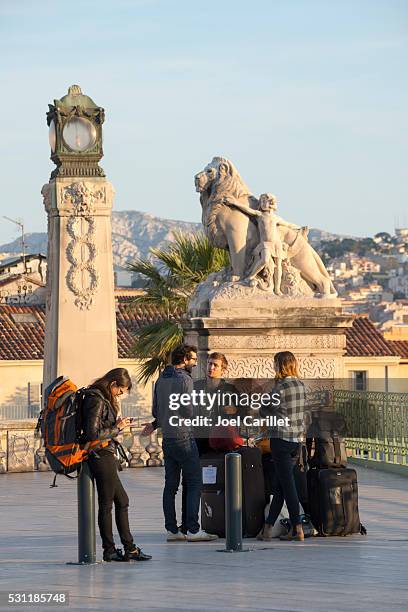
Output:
top-left (162, 436), bottom-right (202, 534)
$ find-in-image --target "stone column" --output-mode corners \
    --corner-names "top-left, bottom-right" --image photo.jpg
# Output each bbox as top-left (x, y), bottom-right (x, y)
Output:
top-left (42, 179), bottom-right (118, 388)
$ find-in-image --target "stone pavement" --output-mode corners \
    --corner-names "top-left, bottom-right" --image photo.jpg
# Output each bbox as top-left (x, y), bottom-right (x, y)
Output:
top-left (0, 466), bottom-right (407, 612)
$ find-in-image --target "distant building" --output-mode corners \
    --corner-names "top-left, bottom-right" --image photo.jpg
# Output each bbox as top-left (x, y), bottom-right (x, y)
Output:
top-left (0, 254), bottom-right (47, 306)
top-left (388, 273), bottom-right (408, 298)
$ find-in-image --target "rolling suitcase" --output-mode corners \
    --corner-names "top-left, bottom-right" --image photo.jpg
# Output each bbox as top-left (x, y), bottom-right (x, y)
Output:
top-left (201, 452), bottom-right (225, 537)
top-left (239, 447), bottom-right (265, 536)
top-left (200, 447), bottom-right (265, 537)
top-left (308, 467), bottom-right (366, 536)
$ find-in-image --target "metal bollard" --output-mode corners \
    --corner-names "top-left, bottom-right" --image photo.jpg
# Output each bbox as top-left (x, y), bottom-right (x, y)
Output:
top-left (225, 452), bottom-right (243, 552)
top-left (77, 461), bottom-right (96, 564)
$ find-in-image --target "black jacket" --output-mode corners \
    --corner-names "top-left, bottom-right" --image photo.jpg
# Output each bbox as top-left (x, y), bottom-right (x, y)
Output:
top-left (81, 389), bottom-right (120, 453)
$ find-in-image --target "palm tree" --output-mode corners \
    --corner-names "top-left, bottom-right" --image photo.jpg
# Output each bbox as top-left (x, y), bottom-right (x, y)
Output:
top-left (126, 231), bottom-right (229, 384)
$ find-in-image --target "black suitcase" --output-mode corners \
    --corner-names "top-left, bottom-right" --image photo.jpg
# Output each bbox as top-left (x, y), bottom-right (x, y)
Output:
top-left (201, 447), bottom-right (265, 537)
top-left (308, 467), bottom-right (365, 536)
top-left (201, 451), bottom-right (225, 537)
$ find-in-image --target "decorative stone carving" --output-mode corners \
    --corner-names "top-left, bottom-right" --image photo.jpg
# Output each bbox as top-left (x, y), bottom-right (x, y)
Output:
top-left (7, 430), bottom-right (35, 472)
top-left (209, 334), bottom-right (344, 350)
top-left (62, 182), bottom-right (101, 310)
top-left (189, 267), bottom-right (314, 315)
top-left (41, 183), bottom-right (52, 213)
top-left (227, 357), bottom-right (276, 379)
top-left (194, 157), bottom-right (336, 297)
top-left (225, 356), bottom-right (336, 379)
top-left (297, 357), bottom-right (336, 379)
top-left (60, 181), bottom-right (106, 214)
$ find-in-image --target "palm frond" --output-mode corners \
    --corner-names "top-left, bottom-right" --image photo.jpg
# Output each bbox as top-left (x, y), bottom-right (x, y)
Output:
top-left (130, 231), bottom-right (229, 383)
top-left (151, 231), bottom-right (229, 284)
top-left (126, 257), bottom-right (165, 285)
top-left (132, 320), bottom-right (184, 384)
top-left (134, 357), bottom-right (166, 386)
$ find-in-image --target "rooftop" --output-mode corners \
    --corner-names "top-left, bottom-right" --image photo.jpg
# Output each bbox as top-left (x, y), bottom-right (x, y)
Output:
top-left (345, 316), bottom-right (396, 357)
top-left (388, 340), bottom-right (408, 360)
top-left (0, 304), bottom-right (406, 362)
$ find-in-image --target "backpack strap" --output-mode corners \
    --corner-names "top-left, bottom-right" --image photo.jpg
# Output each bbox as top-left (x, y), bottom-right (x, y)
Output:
top-left (116, 442), bottom-right (130, 466)
top-left (360, 524), bottom-right (367, 535)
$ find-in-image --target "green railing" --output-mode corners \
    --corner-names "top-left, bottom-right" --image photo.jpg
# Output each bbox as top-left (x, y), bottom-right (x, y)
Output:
top-left (334, 390), bottom-right (408, 467)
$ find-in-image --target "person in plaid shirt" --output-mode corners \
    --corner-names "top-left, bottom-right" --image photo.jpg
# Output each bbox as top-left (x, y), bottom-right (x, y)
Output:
top-left (258, 351), bottom-right (307, 541)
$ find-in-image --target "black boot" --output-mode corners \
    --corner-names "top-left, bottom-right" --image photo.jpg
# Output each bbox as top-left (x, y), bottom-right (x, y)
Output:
top-left (103, 548), bottom-right (126, 562)
top-left (124, 546), bottom-right (152, 561)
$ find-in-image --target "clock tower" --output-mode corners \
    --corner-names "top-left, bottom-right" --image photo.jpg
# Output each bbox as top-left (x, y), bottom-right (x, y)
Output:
top-left (47, 84), bottom-right (105, 179)
top-left (42, 85), bottom-right (118, 388)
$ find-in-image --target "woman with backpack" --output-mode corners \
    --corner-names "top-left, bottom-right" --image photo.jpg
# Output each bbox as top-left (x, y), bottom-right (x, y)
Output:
top-left (82, 367), bottom-right (152, 562)
top-left (257, 351), bottom-right (307, 542)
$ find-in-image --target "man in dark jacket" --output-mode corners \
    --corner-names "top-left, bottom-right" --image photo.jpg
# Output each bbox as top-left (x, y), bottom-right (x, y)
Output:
top-left (142, 345), bottom-right (218, 542)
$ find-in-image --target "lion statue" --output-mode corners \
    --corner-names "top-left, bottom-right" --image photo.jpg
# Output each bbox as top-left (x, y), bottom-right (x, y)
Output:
top-left (194, 156), bottom-right (337, 297)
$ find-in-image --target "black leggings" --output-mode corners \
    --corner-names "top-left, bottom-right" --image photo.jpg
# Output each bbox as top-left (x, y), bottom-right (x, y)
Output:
top-left (88, 450), bottom-right (134, 554)
top-left (265, 438), bottom-right (302, 528)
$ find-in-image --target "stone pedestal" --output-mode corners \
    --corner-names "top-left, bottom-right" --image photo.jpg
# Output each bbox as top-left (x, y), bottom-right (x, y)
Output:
top-left (185, 295), bottom-right (353, 380)
top-left (42, 178), bottom-right (118, 388)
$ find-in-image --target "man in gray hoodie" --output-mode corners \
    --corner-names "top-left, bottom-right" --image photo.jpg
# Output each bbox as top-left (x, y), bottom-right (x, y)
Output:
top-left (142, 344), bottom-right (218, 542)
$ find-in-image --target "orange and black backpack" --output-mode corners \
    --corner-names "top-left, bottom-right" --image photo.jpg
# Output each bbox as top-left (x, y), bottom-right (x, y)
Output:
top-left (37, 376), bottom-right (109, 482)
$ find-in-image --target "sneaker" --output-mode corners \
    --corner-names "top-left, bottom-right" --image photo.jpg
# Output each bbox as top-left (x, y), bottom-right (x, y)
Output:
top-left (186, 530), bottom-right (218, 542)
top-left (124, 547), bottom-right (152, 561)
top-left (166, 530), bottom-right (187, 542)
top-left (103, 548), bottom-right (126, 562)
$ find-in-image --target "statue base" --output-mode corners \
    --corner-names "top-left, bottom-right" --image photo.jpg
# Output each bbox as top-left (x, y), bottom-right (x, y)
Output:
top-left (185, 293), bottom-right (352, 379)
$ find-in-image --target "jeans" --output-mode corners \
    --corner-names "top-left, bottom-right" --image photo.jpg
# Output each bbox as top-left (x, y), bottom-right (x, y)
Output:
top-left (180, 437), bottom-right (208, 532)
top-left (88, 450), bottom-right (135, 553)
top-left (162, 436), bottom-right (201, 534)
top-left (265, 438), bottom-right (301, 528)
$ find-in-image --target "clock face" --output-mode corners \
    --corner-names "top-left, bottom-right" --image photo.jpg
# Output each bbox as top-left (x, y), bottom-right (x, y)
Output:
top-left (62, 117), bottom-right (97, 152)
top-left (49, 120), bottom-right (56, 152)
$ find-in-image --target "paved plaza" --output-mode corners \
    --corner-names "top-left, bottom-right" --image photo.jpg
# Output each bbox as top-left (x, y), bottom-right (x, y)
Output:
top-left (0, 465), bottom-right (407, 612)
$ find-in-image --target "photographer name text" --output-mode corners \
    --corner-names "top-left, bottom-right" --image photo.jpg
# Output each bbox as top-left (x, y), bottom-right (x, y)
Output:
top-left (168, 415), bottom-right (290, 427)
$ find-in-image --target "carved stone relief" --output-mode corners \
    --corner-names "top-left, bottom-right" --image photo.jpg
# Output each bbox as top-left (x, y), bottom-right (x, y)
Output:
top-left (225, 355), bottom-right (335, 379)
top-left (41, 183), bottom-right (52, 213)
top-left (61, 182), bottom-right (101, 310)
top-left (209, 334), bottom-right (344, 350)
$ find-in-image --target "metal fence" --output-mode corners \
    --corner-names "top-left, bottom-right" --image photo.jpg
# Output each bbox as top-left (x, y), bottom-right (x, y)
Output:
top-left (0, 405), bottom-right (41, 420)
top-left (334, 390), bottom-right (408, 467)
top-left (2, 392), bottom-right (407, 469)
top-left (0, 404), bottom-right (150, 422)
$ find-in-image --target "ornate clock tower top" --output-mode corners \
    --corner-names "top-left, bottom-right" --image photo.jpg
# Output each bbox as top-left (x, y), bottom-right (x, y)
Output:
top-left (46, 84), bottom-right (105, 179)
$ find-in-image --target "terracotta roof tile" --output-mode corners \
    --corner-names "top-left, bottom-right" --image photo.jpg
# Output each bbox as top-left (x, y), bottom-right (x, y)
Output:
top-left (387, 340), bottom-right (408, 359)
top-left (0, 303), bottom-right (179, 361)
top-left (1, 305), bottom-right (404, 361)
top-left (345, 317), bottom-right (395, 357)
top-left (116, 301), bottom-right (179, 359)
top-left (0, 305), bottom-right (45, 360)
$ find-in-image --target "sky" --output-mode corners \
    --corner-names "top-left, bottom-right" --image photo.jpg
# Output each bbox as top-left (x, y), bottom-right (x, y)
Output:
top-left (0, 0), bottom-right (407, 245)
